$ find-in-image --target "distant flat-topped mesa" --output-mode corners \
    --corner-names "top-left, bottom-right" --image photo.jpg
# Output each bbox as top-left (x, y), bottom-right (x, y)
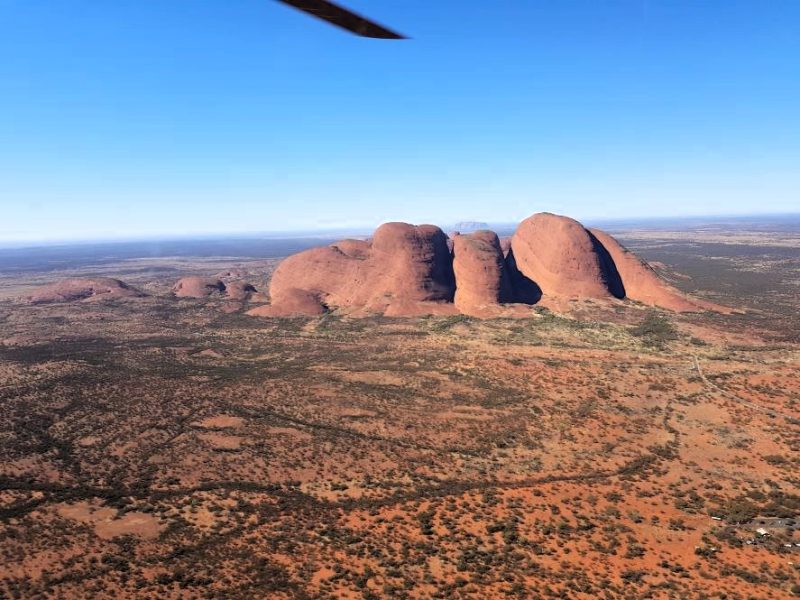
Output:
top-left (27, 278), bottom-right (146, 304)
top-left (453, 221), bottom-right (490, 233)
top-left (249, 213), bottom-right (730, 318)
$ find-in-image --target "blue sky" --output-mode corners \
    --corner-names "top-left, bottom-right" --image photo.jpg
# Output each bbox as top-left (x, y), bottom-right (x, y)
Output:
top-left (1, 0), bottom-right (798, 242)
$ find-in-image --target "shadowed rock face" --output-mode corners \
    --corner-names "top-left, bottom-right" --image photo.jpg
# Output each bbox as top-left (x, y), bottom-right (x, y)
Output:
top-left (586, 228), bottom-right (731, 313)
top-left (28, 278), bottom-right (145, 304)
top-left (452, 231), bottom-right (513, 316)
top-left (173, 277), bottom-right (226, 298)
top-left (250, 213), bottom-right (730, 317)
top-left (505, 248), bottom-right (542, 305)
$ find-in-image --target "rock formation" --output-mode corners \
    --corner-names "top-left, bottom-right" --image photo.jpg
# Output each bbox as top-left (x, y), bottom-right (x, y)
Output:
top-left (585, 228), bottom-right (728, 312)
top-left (173, 276), bottom-right (265, 308)
top-left (249, 213), bottom-right (729, 318)
top-left (371, 223), bottom-right (456, 315)
top-left (510, 213), bottom-right (621, 300)
top-left (250, 223), bottom-right (457, 317)
top-left (173, 277), bottom-right (226, 299)
top-left (28, 278), bottom-right (145, 304)
top-left (452, 231), bottom-right (513, 316)
top-left (224, 281), bottom-right (258, 301)
top-left (247, 289), bottom-right (328, 317)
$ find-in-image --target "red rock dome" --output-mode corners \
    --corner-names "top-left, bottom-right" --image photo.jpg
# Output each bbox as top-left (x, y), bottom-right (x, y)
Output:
top-left (173, 277), bottom-right (226, 299)
top-left (28, 278), bottom-right (145, 304)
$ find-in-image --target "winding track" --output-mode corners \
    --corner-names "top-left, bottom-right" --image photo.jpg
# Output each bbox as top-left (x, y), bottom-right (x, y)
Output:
top-left (691, 354), bottom-right (797, 422)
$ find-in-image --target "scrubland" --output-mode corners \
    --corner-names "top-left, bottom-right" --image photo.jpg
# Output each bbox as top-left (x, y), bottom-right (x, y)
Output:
top-left (0, 226), bottom-right (798, 599)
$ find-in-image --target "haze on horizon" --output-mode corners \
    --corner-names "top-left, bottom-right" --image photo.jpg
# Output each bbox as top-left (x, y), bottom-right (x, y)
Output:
top-left (1, 0), bottom-right (798, 244)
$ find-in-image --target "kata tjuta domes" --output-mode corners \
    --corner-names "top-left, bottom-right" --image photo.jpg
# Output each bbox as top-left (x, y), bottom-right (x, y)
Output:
top-left (249, 223), bottom-right (458, 318)
top-left (508, 213), bottom-right (726, 313)
top-left (27, 278), bottom-right (146, 304)
top-left (248, 212), bottom-right (730, 318)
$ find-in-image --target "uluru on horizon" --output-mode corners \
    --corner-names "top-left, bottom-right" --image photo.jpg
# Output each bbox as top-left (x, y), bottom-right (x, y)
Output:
top-left (249, 212), bottom-right (731, 318)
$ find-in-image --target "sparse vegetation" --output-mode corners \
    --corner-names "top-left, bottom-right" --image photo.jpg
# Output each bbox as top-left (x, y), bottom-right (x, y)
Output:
top-left (0, 222), bottom-right (799, 599)
top-left (629, 311), bottom-right (678, 347)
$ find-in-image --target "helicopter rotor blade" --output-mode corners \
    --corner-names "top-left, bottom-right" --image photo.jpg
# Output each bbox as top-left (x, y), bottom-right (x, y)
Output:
top-left (275, 0), bottom-right (407, 39)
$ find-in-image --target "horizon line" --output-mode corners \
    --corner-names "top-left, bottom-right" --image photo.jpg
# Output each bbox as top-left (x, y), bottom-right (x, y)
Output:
top-left (2, 211), bottom-right (798, 250)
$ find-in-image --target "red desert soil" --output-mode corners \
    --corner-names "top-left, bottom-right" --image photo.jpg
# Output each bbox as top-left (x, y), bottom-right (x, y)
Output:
top-left (193, 415), bottom-right (245, 429)
top-left (1, 221), bottom-right (797, 599)
top-left (2, 307), bottom-right (796, 599)
top-left (56, 501), bottom-right (163, 540)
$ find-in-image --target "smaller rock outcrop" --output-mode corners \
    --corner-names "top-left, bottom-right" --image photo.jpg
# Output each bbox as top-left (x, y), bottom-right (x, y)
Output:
top-left (247, 289), bottom-right (328, 317)
top-left (173, 277), bottom-right (226, 299)
top-left (224, 281), bottom-right (258, 301)
top-left (28, 278), bottom-right (145, 304)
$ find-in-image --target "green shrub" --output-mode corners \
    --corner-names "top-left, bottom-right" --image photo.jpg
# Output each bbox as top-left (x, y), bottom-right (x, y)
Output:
top-left (630, 312), bottom-right (678, 347)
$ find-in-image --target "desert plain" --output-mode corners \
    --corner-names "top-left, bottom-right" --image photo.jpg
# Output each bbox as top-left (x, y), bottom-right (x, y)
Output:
top-left (0, 216), bottom-right (798, 599)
